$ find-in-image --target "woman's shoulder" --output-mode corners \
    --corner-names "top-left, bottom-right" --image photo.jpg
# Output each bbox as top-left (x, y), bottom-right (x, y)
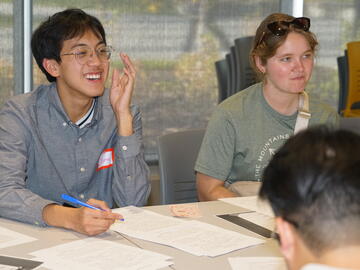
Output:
top-left (218, 83), bottom-right (262, 110)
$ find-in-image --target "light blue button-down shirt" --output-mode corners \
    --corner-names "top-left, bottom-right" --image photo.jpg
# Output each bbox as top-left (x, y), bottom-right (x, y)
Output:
top-left (0, 83), bottom-right (151, 226)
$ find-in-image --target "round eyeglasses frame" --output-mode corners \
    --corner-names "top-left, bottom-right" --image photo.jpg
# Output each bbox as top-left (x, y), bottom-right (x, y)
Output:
top-left (61, 45), bottom-right (114, 65)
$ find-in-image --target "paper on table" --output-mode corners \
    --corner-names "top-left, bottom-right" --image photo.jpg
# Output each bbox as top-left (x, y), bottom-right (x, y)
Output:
top-left (228, 256), bottom-right (286, 270)
top-left (0, 226), bottom-right (37, 249)
top-left (150, 220), bottom-right (265, 257)
top-left (219, 196), bottom-right (274, 217)
top-left (112, 206), bottom-right (186, 239)
top-left (112, 206), bottom-right (265, 257)
top-left (30, 238), bottom-right (173, 270)
top-left (237, 212), bottom-right (275, 231)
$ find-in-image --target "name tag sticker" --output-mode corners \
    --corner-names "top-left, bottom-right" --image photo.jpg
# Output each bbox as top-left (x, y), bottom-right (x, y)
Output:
top-left (97, 148), bottom-right (114, 171)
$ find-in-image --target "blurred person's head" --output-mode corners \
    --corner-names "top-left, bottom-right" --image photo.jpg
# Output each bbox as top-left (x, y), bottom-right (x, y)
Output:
top-left (250, 13), bottom-right (318, 89)
top-left (260, 125), bottom-right (360, 270)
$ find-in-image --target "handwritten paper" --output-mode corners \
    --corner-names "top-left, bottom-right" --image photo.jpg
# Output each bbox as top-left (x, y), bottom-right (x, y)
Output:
top-left (112, 206), bottom-right (264, 257)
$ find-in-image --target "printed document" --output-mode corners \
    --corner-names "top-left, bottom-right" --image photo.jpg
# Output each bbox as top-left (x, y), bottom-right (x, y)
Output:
top-left (30, 238), bottom-right (173, 270)
top-left (112, 206), bottom-right (264, 256)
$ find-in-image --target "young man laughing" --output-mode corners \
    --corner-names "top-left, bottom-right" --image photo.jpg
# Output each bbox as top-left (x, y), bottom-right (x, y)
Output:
top-left (0, 8), bottom-right (150, 236)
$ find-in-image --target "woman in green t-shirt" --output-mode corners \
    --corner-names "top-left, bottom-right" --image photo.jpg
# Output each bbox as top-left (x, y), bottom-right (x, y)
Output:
top-left (195, 13), bottom-right (339, 201)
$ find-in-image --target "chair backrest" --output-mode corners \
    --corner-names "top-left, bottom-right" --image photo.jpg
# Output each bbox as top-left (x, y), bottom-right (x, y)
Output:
top-left (339, 117), bottom-right (360, 135)
top-left (337, 54), bottom-right (348, 114)
top-left (214, 35), bottom-right (257, 103)
top-left (234, 36), bottom-right (257, 92)
top-left (229, 46), bottom-right (238, 97)
top-left (225, 53), bottom-right (235, 99)
top-left (158, 129), bottom-right (206, 205)
top-left (215, 59), bottom-right (229, 103)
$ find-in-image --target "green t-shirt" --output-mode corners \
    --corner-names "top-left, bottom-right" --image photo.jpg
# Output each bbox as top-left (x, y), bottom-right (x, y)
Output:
top-left (195, 83), bottom-right (339, 184)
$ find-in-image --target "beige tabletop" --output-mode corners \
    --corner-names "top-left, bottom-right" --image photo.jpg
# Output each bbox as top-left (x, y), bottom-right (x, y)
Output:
top-left (0, 200), bottom-right (282, 270)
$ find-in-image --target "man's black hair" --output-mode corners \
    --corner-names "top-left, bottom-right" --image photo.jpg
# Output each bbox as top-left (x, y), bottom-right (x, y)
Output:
top-left (260, 125), bottom-right (360, 254)
top-left (31, 8), bottom-right (106, 82)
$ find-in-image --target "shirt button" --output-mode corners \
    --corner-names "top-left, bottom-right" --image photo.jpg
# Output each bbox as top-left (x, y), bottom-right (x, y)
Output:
top-left (78, 137), bottom-right (82, 142)
top-left (62, 122), bottom-right (67, 127)
top-left (79, 194), bottom-right (85, 199)
top-left (80, 167), bottom-right (85, 172)
top-left (122, 145), bottom-right (128, 151)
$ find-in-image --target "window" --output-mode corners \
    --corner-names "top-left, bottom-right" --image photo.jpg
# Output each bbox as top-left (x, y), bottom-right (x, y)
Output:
top-left (0, 1), bottom-right (14, 106)
top-left (304, 0), bottom-right (360, 108)
top-left (31, 0), bottom-right (279, 162)
top-left (11, 1), bottom-right (351, 162)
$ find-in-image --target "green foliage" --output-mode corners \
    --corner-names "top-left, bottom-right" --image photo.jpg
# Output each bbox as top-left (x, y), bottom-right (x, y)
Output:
top-left (174, 33), bottom-right (219, 110)
top-left (130, 33), bottom-right (220, 147)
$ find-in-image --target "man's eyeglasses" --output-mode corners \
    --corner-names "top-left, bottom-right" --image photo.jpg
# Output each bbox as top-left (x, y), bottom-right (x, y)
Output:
top-left (256, 17), bottom-right (311, 48)
top-left (61, 45), bottom-right (113, 65)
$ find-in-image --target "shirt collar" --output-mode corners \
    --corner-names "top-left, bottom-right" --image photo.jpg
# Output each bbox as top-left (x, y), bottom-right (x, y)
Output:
top-left (75, 98), bottom-right (97, 128)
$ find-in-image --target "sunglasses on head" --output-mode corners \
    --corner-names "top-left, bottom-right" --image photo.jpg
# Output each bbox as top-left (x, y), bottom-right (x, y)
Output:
top-left (268, 17), bottom-right (310, 36)
top-left (256, 17), bottom-right (311, 48)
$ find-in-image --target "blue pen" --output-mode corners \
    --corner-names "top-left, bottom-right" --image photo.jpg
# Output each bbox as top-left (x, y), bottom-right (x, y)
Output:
top-left (61, 194), bottom-right (124, 221)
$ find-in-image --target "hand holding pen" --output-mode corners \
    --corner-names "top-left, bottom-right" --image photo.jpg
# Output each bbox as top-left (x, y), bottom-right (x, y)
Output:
top-left (61, 194), bottom-right (124, 221)
top-left (46, 194), bottom-right (124, 236)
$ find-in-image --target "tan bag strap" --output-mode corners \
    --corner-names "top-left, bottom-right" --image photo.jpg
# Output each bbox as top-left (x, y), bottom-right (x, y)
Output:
top-left (294, 91), bottom-right (311, 134)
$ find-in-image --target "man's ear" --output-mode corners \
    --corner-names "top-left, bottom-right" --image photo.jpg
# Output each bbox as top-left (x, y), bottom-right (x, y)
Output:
top-left (42, 58), bottom-right (60, 78)
top-left (254, 55), bottom-right (266, 74)
top-left (276, 217), bottom-right (296, 262)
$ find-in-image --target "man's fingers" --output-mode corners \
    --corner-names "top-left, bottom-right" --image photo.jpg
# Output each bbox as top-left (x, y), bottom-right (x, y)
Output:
top-left (84, 199), bottom-right (123, 221)
top-left (86, 198), bottom-right (110, 210)
top-left (120, 53), bottom-right (136, 75)
top-left (96, 210), bottom-right (123, 221)
top-left (119, 72), bottom-right (129, 87)
top-left (78, 208), bottom-right (120, 235)
top-left (111, 68), bottom-right (120, 87)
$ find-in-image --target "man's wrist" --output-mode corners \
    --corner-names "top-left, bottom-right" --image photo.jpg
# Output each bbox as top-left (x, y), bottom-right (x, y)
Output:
top-left (117, 114), bottom-right (134, 136)
top-left (42, 204), bottom-right (76, 230)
